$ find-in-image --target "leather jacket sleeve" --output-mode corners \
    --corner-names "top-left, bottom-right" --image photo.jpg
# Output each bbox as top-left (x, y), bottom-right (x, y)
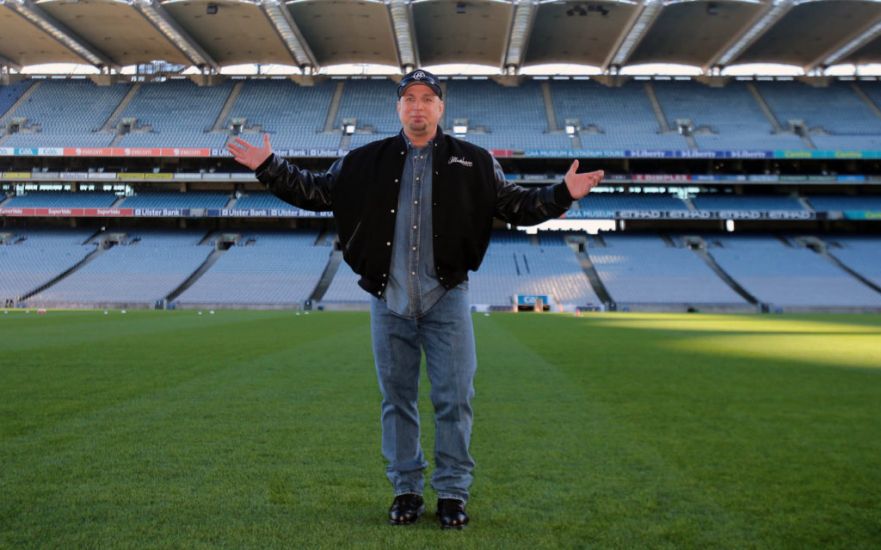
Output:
top-left (492, 158), bottom-right (574, 226)
top-left (255, 153), bottom-right (341, 212)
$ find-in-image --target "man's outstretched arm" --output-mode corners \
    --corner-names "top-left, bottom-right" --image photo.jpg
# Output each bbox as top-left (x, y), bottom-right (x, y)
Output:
top-left (494, 159), bottom-right (603, 226)
top-left (227, 134), bottom-right (336, 212)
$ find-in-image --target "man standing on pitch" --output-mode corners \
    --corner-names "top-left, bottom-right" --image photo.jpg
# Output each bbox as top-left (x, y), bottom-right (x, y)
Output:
top-left (227, 69), bottom-right (603, 529)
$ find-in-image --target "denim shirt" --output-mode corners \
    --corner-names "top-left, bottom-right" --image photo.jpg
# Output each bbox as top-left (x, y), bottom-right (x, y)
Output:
top-left (384, 139), bottom-right (447, 318)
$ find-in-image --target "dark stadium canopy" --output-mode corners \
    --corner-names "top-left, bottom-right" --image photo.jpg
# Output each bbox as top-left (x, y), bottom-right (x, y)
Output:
top-left (1, 0), bottom-right (880, 74)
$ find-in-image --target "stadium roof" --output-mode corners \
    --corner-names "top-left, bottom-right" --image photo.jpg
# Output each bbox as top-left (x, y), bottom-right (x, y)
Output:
top-left (1, 0), bottom-right (880, 76)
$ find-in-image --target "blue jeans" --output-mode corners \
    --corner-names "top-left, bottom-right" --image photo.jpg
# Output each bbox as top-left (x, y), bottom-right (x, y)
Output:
top-left (370, 285), bottom-right (477, 502)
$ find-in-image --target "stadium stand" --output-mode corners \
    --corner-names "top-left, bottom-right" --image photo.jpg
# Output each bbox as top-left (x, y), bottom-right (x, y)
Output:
top-left (119, 192), bottom-right (231, 209)
top-left (335, 79), bottom-right (401, 134)
top-left (1, 79), bottom-right (128, 147)
top-left (324, 231), bottom-right (599, 308)
top-left (577, 194), bottom-right (689, 215)
top-left (445, 80), bottom-right (572, 150)
top-left (115, 80), bottom-right (231, 148)
top-left (806, 195), bottom-right (881, 212)
top-left (227, 79), bottom-right (341, 150)
top-left (0, 81), bottom-right (32, 118)
top-left (758, 82), bottom-right (881, 135)
top-left (704, 235), bottom-right (881, 309)
top-left (231, 192), bottom-right (297, 210)
top-left (175, 231), bottom-right (330, 307)
top-left (551, 80), bottom-right (689, 150)
top-left (826, 236), bottom-right (881, 288)
top-left (25, 230), bottom-right (211, 307)
top-left (588, 234), bottom-right (748, 309)
top-left (468, 232), bottom-right (600, 308)
top-left (2, 77), bottom-right (881, 152)
top-left (321, 259), bottom-right (366, 305)
top-left (691, 195), bottom-right (807, 211)
top-left (651, 81), bottom-right (806, 150)
top-left (0, 228), bottom-right (97, 303)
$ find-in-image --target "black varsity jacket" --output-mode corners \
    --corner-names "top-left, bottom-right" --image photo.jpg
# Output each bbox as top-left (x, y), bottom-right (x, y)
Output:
top-left (255, 127), bottom-right (574, 297)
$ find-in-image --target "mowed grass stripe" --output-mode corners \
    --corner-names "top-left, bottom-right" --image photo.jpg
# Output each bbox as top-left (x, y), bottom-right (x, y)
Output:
top-left (2, 311), bottom-right (390, 548)
top-left (488, 313), bottom-right (881, 547)
top-left (473, 314), bottom-right (746, 549)
top-left (1, 311), bottom-right (879, 548)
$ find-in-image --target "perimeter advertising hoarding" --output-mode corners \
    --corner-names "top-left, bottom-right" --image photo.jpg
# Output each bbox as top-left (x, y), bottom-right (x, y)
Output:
top-left (0, 148), bottom-right (213, 158)
top-left (1, 147), bottom-right (881, 160)
top-left (0, 207), bottom-right (333, 218)
top-left (2, 207), bottom-right (877, 220)
top-left (0, 208), bottom-right (135, 217)
top-left (563, 210), bottom-right (819, 220)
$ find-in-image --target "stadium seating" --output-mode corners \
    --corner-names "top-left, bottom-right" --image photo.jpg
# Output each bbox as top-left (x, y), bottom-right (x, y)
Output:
top-left (691, 195), bottom-right (806, 211)
top-left (811, 134), bottom-right (881, 150)
top-left (588, 234), bottom-right (747, 307)
top-left (577, 194), bottom-right (689, 215)
top-left (0, 228), bottom-right (97, 302)
top-left (2, 77), bottom-right (879, 151)
top-left (0, 79), bottom-right (127, 148)
top-left (445, 80), bottom-right (572, 150)
top-left (26, 229), bottom-right (211, 307)
top-left (231, 192), bottom-right (296, 210)
top-left (323, 231), bottom-right (599, 308)
top-left (115, 80), bottom-right (232, 148)
top-left (758, 81), bottom-right (881, 135)
top-left (806, 195), bottom-right (881, 211)
top-left (704, 235), bottom-right (881, 309)
top-left (0, 81), bottom-right (32, 118)
top-left (468, 232), bottom-right (600, 307)
top-left (652, 81), bottom-right (806, 150)
top-left (227, 79), bottom-right (341, 150)
top-left (175, 231), bottom-right (329, 307)
top-left (321, 260), bottom-right (365, 303)
top-left (826, 237), bottom-right (881, 288)
top-left (552, 80), bottom-right (689, 150)
top-left (335, 79), bottom-right (401, 134)
top-left (119, 192), bottom-right (231, 209)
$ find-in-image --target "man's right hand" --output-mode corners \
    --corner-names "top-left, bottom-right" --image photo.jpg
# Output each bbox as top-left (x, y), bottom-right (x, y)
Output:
top-left (226, 134), bottom-right (273, 171)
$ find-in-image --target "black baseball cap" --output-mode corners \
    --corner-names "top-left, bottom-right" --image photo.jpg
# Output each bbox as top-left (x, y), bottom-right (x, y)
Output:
top-left (397, 69), bottom-right (443, 100)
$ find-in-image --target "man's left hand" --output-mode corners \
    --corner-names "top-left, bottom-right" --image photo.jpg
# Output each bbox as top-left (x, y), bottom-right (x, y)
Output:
top-left (564, 160), bottom-right (604, 200)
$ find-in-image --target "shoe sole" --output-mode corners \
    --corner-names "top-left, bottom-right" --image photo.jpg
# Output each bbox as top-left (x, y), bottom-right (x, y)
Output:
top-left (388, 505), bottom-right (425, 525)
top-left (437, 513), bottom-right (468, 530)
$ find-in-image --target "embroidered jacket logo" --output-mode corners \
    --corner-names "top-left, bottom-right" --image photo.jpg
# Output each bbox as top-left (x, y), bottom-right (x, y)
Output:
top-left (448, 156), bottom-right (473, 167)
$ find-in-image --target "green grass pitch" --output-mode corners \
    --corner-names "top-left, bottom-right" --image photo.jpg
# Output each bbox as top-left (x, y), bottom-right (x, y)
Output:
top-left (1, 310), bottom-right (879, 548)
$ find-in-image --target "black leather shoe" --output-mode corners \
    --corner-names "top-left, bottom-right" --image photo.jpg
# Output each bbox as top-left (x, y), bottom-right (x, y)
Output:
top-left (437, 498), bottom-right (469, 529)
top-left (388, 493), bottom-right (424, 525)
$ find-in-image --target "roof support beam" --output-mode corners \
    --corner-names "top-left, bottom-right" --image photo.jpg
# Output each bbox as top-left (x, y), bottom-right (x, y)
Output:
top-left (804, 13), bottom-right (881, 72)
top-left (389, 0), bottom-right (417, 71)
top-left (603, 0), bottom-right (663, 72)
top-left (261, 0), bottom-right (318, 71)
top-left (503, 0), bottom-right (537, 72)
top-left (4, 0), bottom-right (116, 69)
top-left (0, 53), bottom-right (22, 72)
top-left (135, 0), bottom-right (218, 71)
top-left (704, 0), bottom-right (793, 71)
